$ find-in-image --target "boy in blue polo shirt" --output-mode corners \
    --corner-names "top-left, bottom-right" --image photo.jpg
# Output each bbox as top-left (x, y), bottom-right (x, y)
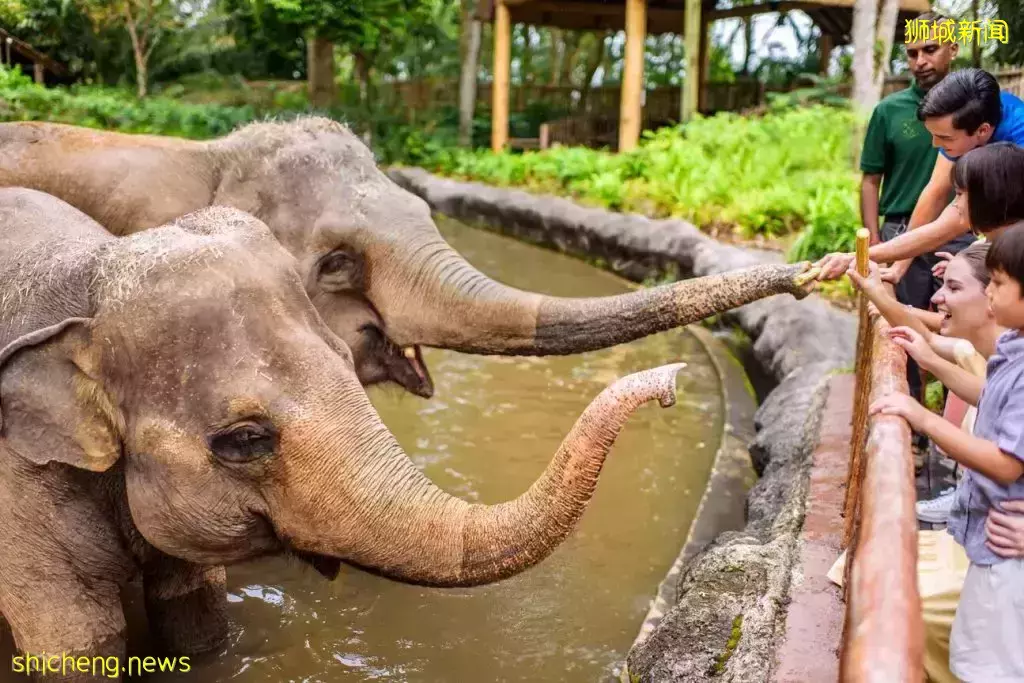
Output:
top-left (871, 224), bottom-right (1024, 681)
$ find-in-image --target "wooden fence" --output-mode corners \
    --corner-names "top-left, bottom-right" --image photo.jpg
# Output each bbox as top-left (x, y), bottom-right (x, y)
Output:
top-left (839, 230), bottom-right (923, 681)
top-left (370, 67), bottom-right (1024, 149)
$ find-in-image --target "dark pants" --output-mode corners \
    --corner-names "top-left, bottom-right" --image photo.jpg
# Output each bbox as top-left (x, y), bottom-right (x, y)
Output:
top-left (880, 216), bottom-right (977, 400)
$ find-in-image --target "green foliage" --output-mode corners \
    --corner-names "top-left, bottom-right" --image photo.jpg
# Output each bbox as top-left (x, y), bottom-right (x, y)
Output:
top-left (925, 380), bottom-right (946, 414)
top-left (993, 0), bottom-right (1023, 66)
top-left (0, 68), bottom-right (259, 137)
top-left (420, 106), bottom-right (860, 261)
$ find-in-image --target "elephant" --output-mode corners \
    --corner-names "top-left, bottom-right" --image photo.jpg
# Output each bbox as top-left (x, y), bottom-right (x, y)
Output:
top-left (0, 187), bottom-right (686, 681)
top-left (0, 120), bottom-right (817, 402)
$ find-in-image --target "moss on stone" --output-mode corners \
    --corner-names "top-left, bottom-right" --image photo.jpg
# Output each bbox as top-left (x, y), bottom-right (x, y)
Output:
top-left (710, 614), bottom-right (744, 676)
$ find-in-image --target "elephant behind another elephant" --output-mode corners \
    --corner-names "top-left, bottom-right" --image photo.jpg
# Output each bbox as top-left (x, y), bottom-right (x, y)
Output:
top-left (0, 188), bottom-right (687, 681)
top-left (0, 119), bottom-right (816, 405)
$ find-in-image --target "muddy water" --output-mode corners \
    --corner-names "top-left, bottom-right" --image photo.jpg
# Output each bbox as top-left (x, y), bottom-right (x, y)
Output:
top-left (10, 218), bottom-right (725, 682)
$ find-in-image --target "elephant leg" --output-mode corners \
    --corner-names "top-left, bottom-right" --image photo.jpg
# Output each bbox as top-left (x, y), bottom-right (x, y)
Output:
top-left (2, 575), bottom-right (126, 682)
top-left (142, 555), bottom-right (228, 656)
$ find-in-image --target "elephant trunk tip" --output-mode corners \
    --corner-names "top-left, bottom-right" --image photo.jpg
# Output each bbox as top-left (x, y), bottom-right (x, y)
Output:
top-left (615, 362), bottom-right (686, 409)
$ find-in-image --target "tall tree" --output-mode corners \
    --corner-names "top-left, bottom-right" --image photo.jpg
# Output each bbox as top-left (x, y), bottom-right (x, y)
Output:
top-left (873, 0), bottom-right (900, 93)
top-left (457, 1), bottom-right (481, 147)
top-left (81, 0), bottom-right (179, 97)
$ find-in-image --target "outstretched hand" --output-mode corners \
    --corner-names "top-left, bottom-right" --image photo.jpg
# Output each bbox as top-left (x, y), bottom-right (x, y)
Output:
top-left (869, 391), bottom-right (929, 429)
top-left (846, 260), bottom-right (884, 292)
top-left (987, 500), bottom-right (1024, 558)
top-left (887, 326), bottom-right (938, 368)
top-left (814, 252), bottom-right (856, 281)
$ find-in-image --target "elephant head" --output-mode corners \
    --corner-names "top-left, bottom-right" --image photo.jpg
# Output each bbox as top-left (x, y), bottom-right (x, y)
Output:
top-left (0, 120), bottom-right (813, 401)
top-left (0, 121), bottom-right (432, 400)
top-left (0, 192), bottom-right (684, 586)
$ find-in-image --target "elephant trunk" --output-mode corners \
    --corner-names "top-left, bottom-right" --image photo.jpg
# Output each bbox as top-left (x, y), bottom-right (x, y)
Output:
top-left (283, 364), bottom-right (683, 587)
top-left (371, 237), bottom-right (813, 355)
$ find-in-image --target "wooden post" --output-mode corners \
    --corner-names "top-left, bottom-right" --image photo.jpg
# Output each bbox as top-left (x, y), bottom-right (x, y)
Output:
top-left (819, 32), bottom-right (834, 74)
top-left (697, 19), bottom-right (711, 113)
top-left (681, 0), bottom-right (701, 122)
top-left (491, 0), bottom-right (512, 153)
top-left (33, 62), bottom-right (44, 84)
top-left (618, 0), bottom-right (646, 153)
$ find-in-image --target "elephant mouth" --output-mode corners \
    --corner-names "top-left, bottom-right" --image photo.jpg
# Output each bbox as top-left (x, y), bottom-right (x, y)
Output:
top-left (292, 549), bottom-right (344, 580)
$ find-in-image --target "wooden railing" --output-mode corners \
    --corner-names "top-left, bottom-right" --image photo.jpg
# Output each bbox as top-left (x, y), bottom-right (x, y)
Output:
top-left (838, 230), bottom-right (923, 682)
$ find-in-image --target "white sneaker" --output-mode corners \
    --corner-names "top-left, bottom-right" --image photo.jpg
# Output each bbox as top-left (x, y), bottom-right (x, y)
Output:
top-left (916, 487), bottom-right (956, 524)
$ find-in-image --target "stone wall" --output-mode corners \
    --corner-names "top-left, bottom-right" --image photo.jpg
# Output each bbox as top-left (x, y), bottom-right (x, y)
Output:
top-left (387, 168), bottom-right (857, 682)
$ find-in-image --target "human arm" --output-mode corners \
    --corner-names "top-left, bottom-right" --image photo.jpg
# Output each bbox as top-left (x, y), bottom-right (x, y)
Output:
top-left (860, 174), bottom-right (883, 246)
top-left (986, 499), bottom-right (1024, 558)
top-left (814, 157), bottom-right (963, 281)
top-left (847, 262), bottom-right (932, 338)
top-left (886, 326), bottom-right (985, 405)
top-left (870, 393), bottom-right (1024, 485)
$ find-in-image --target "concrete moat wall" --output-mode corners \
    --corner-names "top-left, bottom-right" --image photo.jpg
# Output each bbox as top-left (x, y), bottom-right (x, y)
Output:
top-left (387, 168), bottom-right (857, 682)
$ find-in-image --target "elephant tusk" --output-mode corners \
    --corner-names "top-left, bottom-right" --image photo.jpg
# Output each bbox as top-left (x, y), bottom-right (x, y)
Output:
top-left (403, 346), bottom-right (416, 360)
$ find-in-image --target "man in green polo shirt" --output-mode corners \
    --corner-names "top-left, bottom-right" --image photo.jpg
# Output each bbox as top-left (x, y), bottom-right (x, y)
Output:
top-left (859, 11), bottom-right (971, 401)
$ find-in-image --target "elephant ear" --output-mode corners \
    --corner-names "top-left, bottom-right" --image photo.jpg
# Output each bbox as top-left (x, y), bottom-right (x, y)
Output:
top-left (0, 318), bottom-right (124, 472)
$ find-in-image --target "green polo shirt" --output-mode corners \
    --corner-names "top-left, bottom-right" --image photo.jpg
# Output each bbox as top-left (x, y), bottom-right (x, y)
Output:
top-left (859, 82), bottom-right (938, 218)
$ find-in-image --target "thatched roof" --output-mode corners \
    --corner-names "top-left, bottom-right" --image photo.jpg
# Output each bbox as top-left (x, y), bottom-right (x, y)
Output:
top-left (476, 0), bottom-right (933, 44)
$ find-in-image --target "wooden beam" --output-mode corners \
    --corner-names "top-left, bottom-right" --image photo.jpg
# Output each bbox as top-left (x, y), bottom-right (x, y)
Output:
top-left (619, 0), bottom-right (647, 152)
top-left (681, 0), bottom-right (701, 121)
top-left (818, 32), bottom-right (834, 73)
top-left (491, 0), bottom-right (512, 152)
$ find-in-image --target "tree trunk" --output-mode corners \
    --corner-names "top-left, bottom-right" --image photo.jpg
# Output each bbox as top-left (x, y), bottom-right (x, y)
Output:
top-left (741, 17), bottom-right (753, 75)
top-left (520, 26), bottom-right (534, 84)
top-left (307, 35), bottom-right (336, 109)
top-left (851, 0), bottom-right (879, 112)
top-left (122, 6), bottom-right (148, 98)
top-left (550, 28), bottom-right (564, 86)
top-left (850, 0), bottom-right (879, 166)
top-left (873, 0), bottom-right (901, 94)
top-left (579, 33), bottom-right (606, 100)
top-left (458, 0), bottom-right (482, 147)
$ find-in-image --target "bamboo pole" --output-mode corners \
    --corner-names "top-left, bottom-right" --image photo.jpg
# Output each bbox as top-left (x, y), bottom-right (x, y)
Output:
top-left (618, 0), bottom-right (646, 152)
top-left (491, 0), bottom-right (511, 152)
top-left (843, 228), bottom-right (873, 548)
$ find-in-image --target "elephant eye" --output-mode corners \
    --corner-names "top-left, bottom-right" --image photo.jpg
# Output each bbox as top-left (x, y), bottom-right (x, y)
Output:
top-left (320, 252), bottom-right (351, 274)
top-left (209, 422), bottom-right (277, 464)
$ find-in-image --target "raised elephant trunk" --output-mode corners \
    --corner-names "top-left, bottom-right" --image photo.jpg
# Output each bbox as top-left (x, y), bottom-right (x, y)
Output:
top-left (282, 364), bottom-right (684, 587)
top-left (370, 236), bottom-right (814, 355)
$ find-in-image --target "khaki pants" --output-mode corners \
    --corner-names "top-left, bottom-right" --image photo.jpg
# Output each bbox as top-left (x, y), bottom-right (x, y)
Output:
top-left (918, 530), bottom-right (970, 683)
top-left (829, 531), bottom-right (969, 683)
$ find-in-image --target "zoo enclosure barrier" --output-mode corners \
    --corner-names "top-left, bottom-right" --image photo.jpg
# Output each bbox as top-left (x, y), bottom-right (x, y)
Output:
top-left (838, 230), bottom-right (923, 682)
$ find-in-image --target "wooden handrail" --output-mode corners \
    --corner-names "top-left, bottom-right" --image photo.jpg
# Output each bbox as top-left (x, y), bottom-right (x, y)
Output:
top-left (839, 229), bottom-right (923, 681)
top-left (841, 313), bottom-right (923, 682)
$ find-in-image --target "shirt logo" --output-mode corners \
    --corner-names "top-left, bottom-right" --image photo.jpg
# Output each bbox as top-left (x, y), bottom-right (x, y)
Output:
top-left (902, 120), bottom-right (923, 139)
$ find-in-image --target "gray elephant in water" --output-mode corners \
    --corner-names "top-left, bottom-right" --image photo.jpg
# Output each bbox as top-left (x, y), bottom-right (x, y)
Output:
top-left (0, 188), bottom-right (685, 681)
top-left (0, 119), bottom-right (815, 402)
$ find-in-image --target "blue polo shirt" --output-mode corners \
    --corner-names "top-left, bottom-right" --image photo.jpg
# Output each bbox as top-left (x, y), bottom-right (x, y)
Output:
top-left (940, 91), bottom-right (1024, 160)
